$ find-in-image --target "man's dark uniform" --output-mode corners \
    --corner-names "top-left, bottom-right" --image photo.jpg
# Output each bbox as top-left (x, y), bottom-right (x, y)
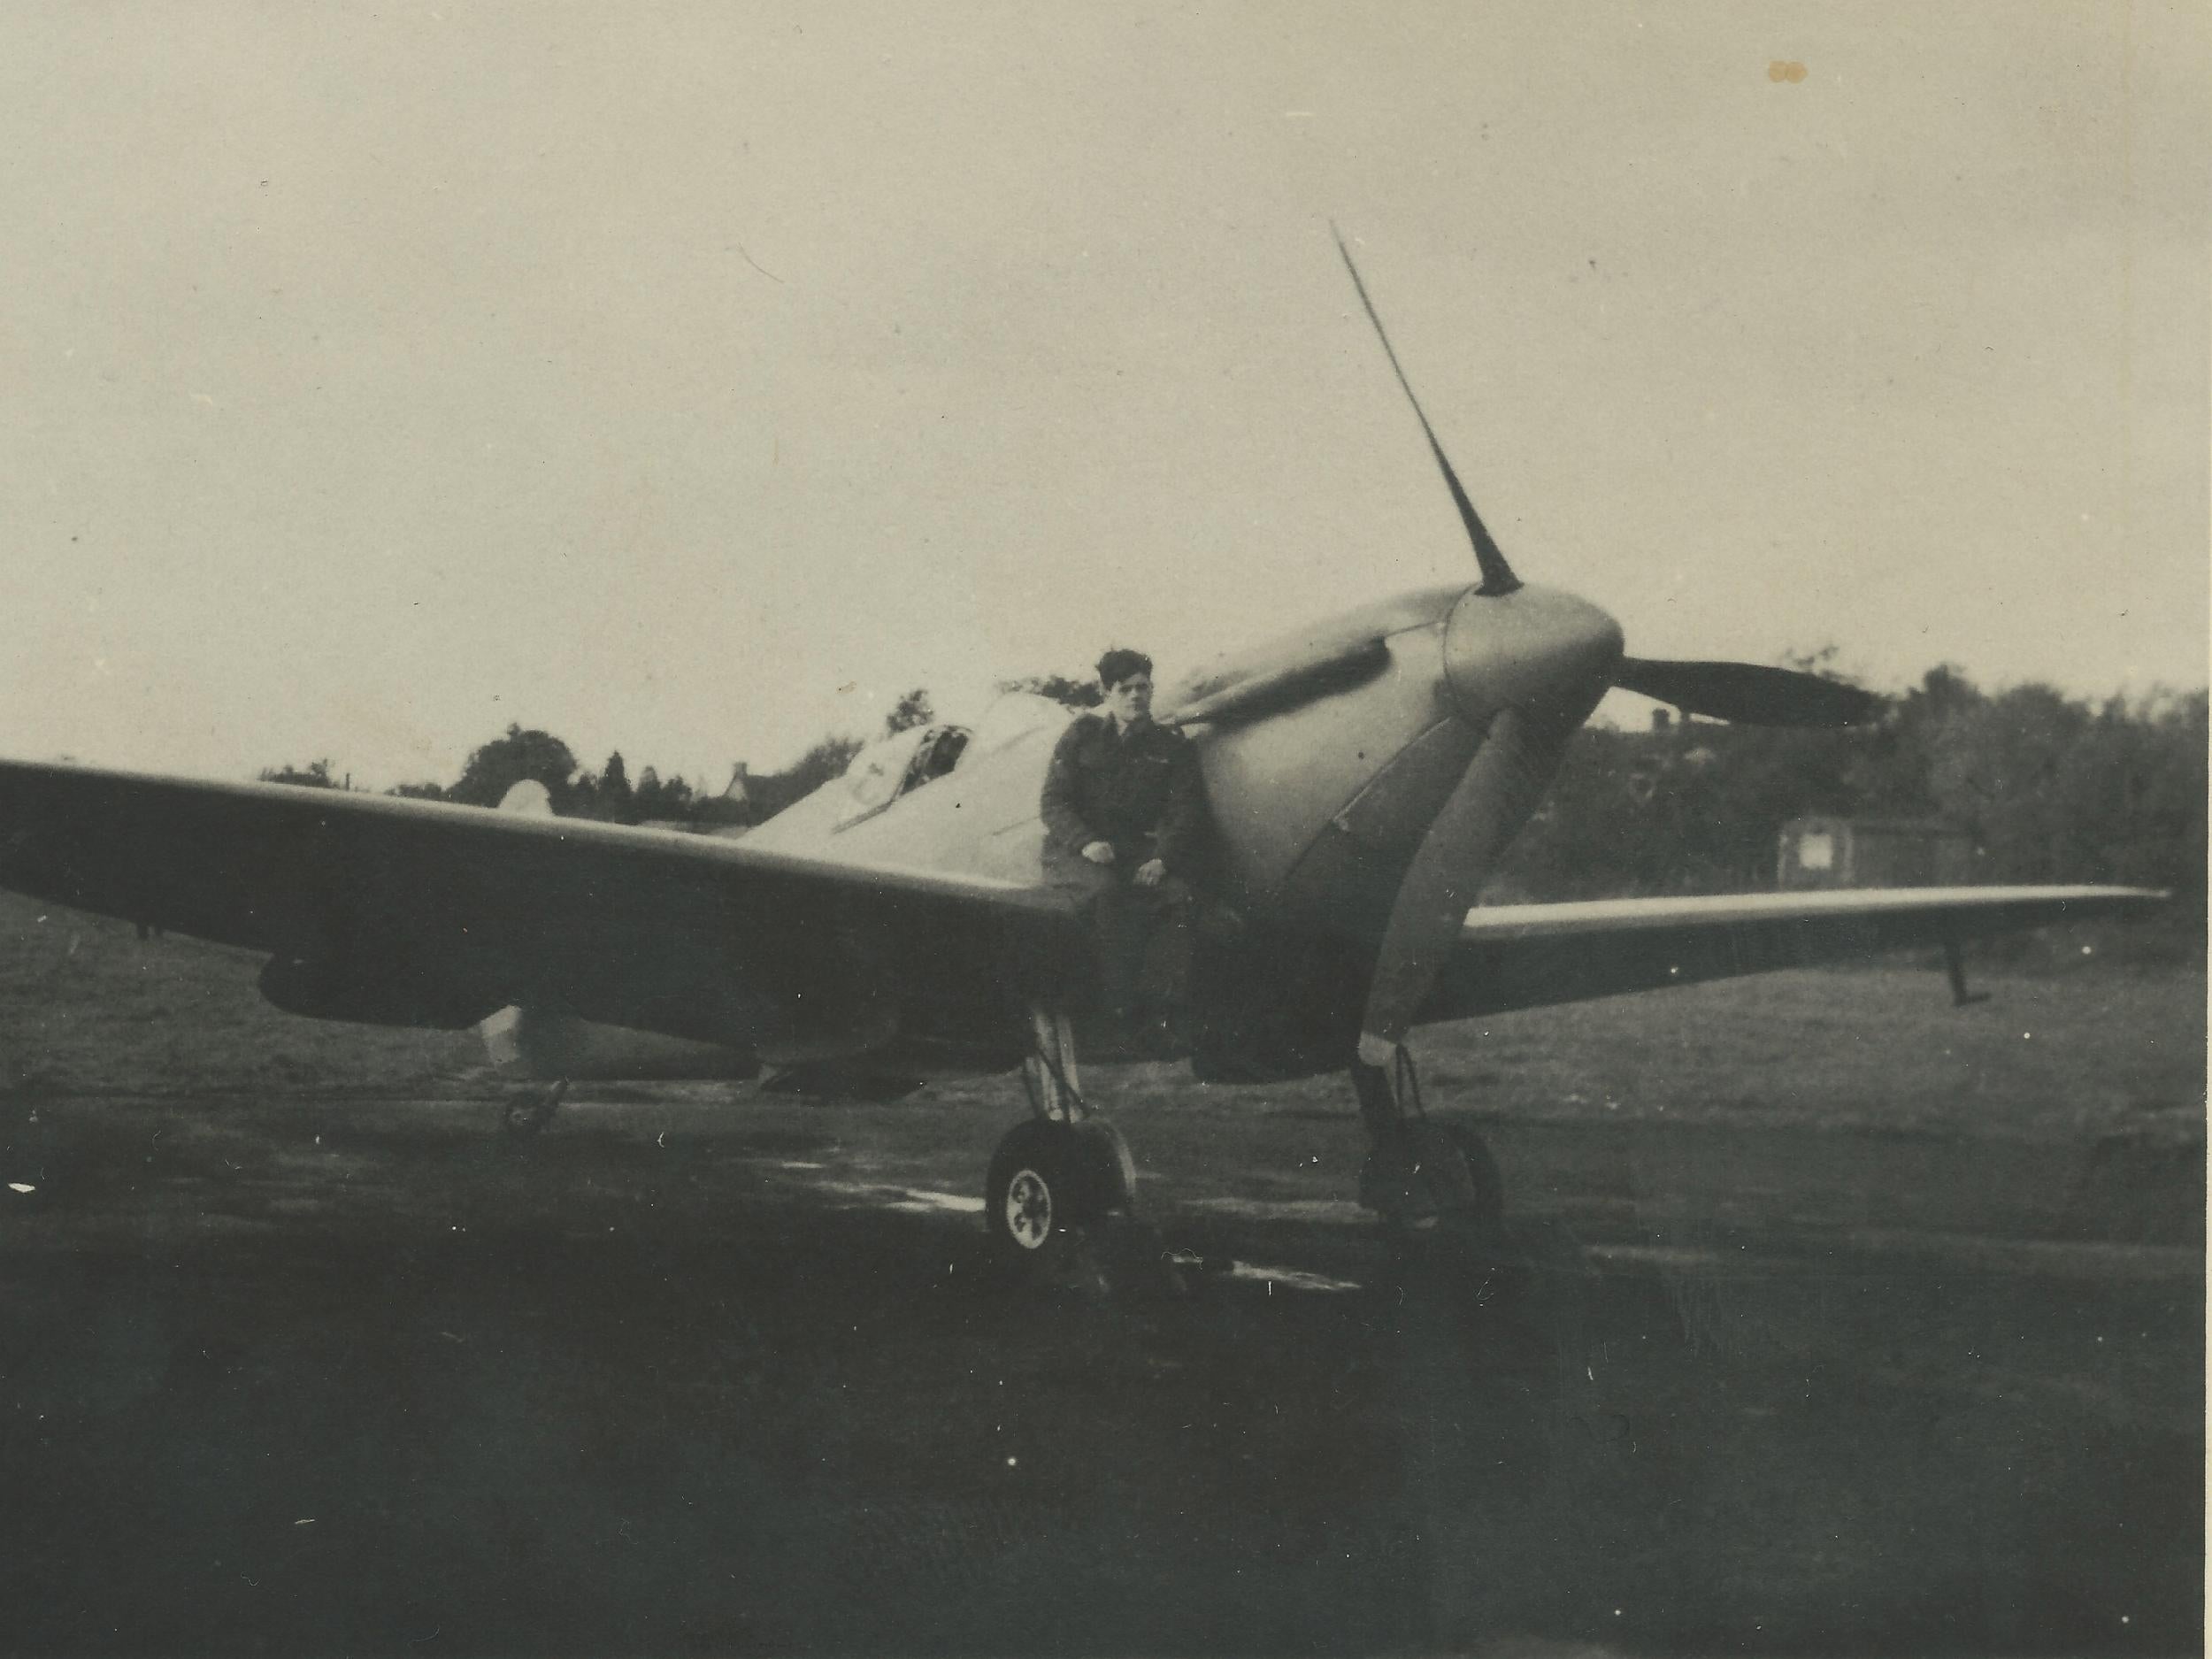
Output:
top-left (1040, 712), bottom-right (1207, 1028)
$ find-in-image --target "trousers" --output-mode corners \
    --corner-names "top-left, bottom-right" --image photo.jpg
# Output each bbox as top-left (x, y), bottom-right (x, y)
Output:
top-left (1047, 836), bottom-right (1195, 1019)
top-left (1091, 872), bottom-right (1194, 1019)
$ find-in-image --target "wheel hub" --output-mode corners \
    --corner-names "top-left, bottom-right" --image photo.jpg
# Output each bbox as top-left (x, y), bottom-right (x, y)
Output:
top-left (1003, 1168), bottom-right (1054, 1249)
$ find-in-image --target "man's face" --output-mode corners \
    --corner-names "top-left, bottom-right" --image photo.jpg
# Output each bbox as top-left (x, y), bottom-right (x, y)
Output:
top-left (1103, 673), bottom-right (1153, 725)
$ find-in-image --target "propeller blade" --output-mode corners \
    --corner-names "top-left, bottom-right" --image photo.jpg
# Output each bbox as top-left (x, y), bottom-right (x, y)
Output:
top-left (1358, 709), bottom-right (1560, 1063)
top-left (1613, 658), bottom-right (1885, 728)
top-left (1331, 224), bottom-right (1520, 597)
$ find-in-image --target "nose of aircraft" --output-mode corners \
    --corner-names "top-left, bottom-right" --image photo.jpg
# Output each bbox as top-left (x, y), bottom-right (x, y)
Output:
top-left (1352, 585), bottom-right (1624, 1066)
top-left (1440, 584), bottom-right (1624, 734)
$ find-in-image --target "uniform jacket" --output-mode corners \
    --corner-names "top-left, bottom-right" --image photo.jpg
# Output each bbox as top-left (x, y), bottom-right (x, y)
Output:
top-left (1040, 713), bottom-right (1208, 878)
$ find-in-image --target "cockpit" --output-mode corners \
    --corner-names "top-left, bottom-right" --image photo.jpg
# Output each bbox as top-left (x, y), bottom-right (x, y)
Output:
top-left (827, 694), bottom-right (1079, 833)
top-left (834, 723), bottom-right (972, 830)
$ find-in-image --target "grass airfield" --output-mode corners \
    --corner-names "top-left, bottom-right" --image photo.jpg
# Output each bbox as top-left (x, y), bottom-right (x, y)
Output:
top-left (0, 893), bottom-right (2201, 1655)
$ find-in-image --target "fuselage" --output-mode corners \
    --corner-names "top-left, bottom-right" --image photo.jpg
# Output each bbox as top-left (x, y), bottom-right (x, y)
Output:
top-left (753, 580), bottom-right (1618, 932)
top-left (488, 581), bottom-right (1625, 1083)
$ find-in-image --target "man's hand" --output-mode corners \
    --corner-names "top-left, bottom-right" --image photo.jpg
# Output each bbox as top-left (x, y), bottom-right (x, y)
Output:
top-left (1081, 841), bottom-right (1116, 865)
top-left (1133, 858), bottom-right (1167, 887)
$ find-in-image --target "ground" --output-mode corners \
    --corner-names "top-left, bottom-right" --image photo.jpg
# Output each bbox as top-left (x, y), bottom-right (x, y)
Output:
top-left (0, 894), bottom-right (2201, 1655)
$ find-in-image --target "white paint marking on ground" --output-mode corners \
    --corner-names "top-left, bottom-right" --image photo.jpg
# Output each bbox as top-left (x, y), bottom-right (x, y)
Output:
top-left (882, 1189), bottom-right (987, 1217)
top-left (1587, 1234), bottom-right (2204, 1283)
top-left (1585, 1243), bottom-right (1746, 1273)
top-left (1185, 1196), bottom-right (1369, 1225)
top-left (6, 1183), bottom-right (34, 1194)
top-left (812, 1179), bottom-right (986, 1217)
top-left (1226, 1262), bottom-right (1363, 1294)
top-left (811, 1179), bottom-right (898, 1200)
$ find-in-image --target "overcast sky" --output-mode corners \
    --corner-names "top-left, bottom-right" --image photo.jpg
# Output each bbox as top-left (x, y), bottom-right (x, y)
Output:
top-left (3, 2), bottom-right (2204, 790)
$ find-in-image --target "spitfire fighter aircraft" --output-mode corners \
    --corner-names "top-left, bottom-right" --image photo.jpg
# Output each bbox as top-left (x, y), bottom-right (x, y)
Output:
top-left (0, 235), bottom-right (2159, 1271)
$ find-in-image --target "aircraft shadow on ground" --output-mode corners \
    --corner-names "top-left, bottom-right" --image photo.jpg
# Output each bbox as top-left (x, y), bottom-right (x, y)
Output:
top-left (0, 1105), bottom-right (2198, 1655)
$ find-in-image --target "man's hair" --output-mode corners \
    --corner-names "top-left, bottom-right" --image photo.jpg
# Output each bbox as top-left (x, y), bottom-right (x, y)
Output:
top-left (1096, 648), bottom-right (1153, 689)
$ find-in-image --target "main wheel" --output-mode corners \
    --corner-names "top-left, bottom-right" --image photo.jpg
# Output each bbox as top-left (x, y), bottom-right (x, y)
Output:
top-left (984, 1118), bottom-right (1135, 1271)
top-left (1363, 1118), bottom-right (1505, 1233)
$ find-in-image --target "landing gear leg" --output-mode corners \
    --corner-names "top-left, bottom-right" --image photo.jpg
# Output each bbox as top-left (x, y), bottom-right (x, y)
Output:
top-left (982, 1007), bottom-right (1139, 1277)
top-left (500, 1079), bottom-right (567, 1141)
top-left (1351, 1044), bottom-right (1503, 1240)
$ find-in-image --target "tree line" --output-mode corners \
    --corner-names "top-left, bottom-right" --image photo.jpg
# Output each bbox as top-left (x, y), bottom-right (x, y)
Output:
top-left (257, 689), bottom-right (938, 827)
top-left (261, 665), bottom-right (2205, 929)
top-left (1492, 667), bottom-right (2205, 933)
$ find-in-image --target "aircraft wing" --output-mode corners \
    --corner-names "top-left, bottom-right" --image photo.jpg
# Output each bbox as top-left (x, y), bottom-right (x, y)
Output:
top-left (1421, 886), bottom-right (2167, 1021)
top-left (0, 760), bottom-right (1086, 1049)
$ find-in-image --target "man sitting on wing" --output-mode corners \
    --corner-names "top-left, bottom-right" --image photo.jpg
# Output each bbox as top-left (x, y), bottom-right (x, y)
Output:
top-left (1041, 648), bottom-right (1208, 1045)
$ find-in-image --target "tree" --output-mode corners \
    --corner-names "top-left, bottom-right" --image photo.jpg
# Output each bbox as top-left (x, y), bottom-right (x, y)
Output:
top-left (1926, 685), bottom-right (2086, 884)
top-left (259, 759), bottom-right (338, 788)
top-left (998, 672), bottom-right (1101, 710)
top-left (886, 688), bottom-right (935, 736)
top-left (1847, 664), bottom-right (1981, 818)
top-left (601, 750), bottom-right (632, 807)
top-left (564, 750), bottom-right (635, 823)
top-left (448, 724), bottom-right (580, 809)
top-left (743, 733), bottom-right (866, 820)
top-left (2123, 690), bottom-right (2208, 910)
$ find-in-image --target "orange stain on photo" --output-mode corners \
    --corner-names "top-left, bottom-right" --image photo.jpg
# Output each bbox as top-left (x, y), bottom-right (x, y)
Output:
top-left (1767, 60), bottom-right (1809, 83)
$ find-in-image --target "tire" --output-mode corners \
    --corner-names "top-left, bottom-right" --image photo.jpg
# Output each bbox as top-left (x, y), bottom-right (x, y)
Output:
top-left (1376, 1120), bottom-right (1514, 1289)
top-left (1369, 1118), bottom-right (1506, 1245)
top-left (984, 1118), bottom-right (1134, 1270)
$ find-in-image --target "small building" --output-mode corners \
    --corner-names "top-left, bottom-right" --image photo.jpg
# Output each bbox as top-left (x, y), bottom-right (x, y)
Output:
top-left (690, 763), bottom-right (753, 829)
top-left (1778, 816), bottom-right (1976, 890)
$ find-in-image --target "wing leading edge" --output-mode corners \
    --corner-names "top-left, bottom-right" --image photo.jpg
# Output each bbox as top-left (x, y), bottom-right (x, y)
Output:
top-left (0, 759), bottom-right (1086, 1050)
top-left (0, 761), bottom-right (2169, 1055)
top-left (1421, 886), bottom-right (2166, 1022)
